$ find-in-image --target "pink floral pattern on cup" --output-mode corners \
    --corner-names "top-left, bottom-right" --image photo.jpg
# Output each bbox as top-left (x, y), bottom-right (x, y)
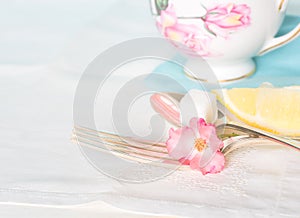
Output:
top-left (156, 4), bottom-right (214, 56)
top-left (156, 3), bottom-right (251, 57)
top-left (204, 3), bottom-right (251, 38)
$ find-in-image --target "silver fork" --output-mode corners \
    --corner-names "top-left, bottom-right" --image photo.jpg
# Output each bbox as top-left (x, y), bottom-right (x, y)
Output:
top-left (71, 91), bottom-right (300, 168)
top-left (71, 123), bottom-right (300, 168)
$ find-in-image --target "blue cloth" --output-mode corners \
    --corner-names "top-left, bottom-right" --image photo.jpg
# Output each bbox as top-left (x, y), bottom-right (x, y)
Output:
top-left (148, 15), bottom-right (300, 91)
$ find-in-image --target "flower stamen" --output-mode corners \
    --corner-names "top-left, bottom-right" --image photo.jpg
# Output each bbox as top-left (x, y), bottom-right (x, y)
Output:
top-left (194, 138), bottom-right (207, 152)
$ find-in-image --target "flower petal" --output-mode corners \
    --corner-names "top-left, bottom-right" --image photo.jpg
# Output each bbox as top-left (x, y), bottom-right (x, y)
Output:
top-left (160, 4), bottom-right (177, 28)
top-left (189, 117), bottom-right (200, 138)
top-left (197, 118), bottom-right (215, 138)
top-left (166, 127), bottom-right (195, 160)
top-left (190, 151), bottom-right (225, 175)
top-left (204, 3), bottom-right (251, 37)
top-left (197, 119), bottom-right (223, 151)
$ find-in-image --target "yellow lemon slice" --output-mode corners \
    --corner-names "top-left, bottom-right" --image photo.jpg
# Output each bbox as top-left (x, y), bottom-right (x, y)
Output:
top-left (215, 86), bottom-right (300, 137)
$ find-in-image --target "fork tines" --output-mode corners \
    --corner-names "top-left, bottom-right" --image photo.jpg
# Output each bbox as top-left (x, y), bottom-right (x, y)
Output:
top-left (72, 126), bottom-right (178, 164)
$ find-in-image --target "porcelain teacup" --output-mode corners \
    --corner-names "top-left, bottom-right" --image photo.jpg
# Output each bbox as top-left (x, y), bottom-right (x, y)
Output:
top-left (150, 0), bottom-right (300, 82)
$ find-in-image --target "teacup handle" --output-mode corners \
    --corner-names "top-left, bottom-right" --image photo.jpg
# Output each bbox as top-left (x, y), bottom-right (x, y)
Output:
top-left (259, 23), bottom-right (300, 55)
top-left (259, 0), bottom-right (300, 55)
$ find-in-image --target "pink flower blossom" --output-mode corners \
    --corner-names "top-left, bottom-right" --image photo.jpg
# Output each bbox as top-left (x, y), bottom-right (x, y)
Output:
top-left (166, 118), bottom-right (225, 175)
top-left (159, 4), bottom-right (177, 29)
top-left (157, 5), bottom-right (214, 57)
top-left (204, 3), bottom-right (251, 38)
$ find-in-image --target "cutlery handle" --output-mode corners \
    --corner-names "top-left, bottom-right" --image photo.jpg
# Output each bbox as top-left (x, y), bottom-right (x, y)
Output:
top-left (150, 93), bottom-right (181, 127)
top-left (226, 123), bottom-right (300, 152)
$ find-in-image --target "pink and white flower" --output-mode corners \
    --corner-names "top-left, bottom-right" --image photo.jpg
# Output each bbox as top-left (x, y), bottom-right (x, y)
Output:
top-left (204, 3), bottom-right (251, 38)
top-left (157, 4), bottom-right (214, 57)
top-left (166, 118), bottom-right (225, 175)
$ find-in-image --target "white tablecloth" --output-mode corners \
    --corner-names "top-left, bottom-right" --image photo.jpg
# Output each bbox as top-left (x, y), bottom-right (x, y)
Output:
top-left (1, 1), bottom-right (300, 217)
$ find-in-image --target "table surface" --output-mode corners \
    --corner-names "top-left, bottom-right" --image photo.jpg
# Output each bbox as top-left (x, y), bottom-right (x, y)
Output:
top-left (1, 1), bottom-right (300, 217)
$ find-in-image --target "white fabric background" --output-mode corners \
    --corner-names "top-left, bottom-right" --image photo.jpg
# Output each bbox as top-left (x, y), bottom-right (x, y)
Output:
top-left (0, 0), bottom-right (300, 217)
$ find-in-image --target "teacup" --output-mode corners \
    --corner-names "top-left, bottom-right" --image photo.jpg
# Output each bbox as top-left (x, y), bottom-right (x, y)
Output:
top-left (150, 0), bottom-right (300, 82)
